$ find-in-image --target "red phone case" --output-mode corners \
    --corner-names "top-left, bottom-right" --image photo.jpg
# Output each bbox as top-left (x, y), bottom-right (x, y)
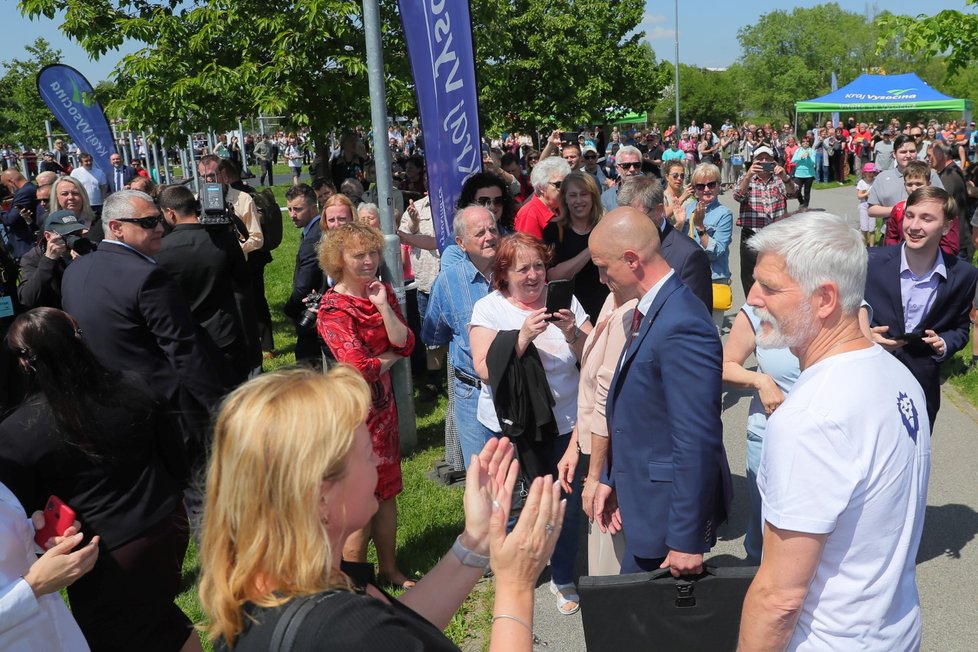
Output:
top-left (34, 495), bottom-right (76, 547)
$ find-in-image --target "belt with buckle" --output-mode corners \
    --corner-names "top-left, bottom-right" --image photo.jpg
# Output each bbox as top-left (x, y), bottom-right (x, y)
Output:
top-left (453, 368), bottom-right (482, 390)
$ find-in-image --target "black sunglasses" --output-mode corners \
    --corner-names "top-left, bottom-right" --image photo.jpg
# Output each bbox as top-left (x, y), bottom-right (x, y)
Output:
top-left (694, 181), bottom-right (718, 191)
top-left (475, 196), bottom-right (505, 207)
top-left (116, 215), bottom-right (163, 229)
top-left (618, 161), bottom-right (642, 170)
top-left (549, 180), bottom-right (563, 190)
top-left (584, 154), bottom-right (597, 159)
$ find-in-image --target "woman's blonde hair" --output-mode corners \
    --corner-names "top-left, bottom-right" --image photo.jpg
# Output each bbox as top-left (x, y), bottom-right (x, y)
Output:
top-left (198, 366), bottom-right (370, 646)
top-left (50, 176), bottom-right (96, 226)
top-left (318, 222), bottom-right (384, 282)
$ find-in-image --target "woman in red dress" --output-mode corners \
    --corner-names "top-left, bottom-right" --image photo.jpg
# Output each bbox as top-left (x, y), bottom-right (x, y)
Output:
top-left (317, 222), bottom-right (416, 587)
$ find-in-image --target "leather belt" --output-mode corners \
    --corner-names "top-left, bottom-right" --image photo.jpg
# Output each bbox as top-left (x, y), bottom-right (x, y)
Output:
top-left (453, 368), bottom-right (482, 390)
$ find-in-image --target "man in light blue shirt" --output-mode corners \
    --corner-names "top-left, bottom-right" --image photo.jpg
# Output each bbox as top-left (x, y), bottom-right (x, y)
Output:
top-left (421, 205), bottom-right (499, 468)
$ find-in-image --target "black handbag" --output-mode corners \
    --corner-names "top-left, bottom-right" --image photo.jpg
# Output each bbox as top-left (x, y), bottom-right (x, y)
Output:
top-left (578, 565), bottom-right (758, 652)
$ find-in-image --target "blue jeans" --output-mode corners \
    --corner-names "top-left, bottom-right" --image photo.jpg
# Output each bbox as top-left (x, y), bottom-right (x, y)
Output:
top-left (745, 431), bottom-right (763, 563)
top-left (814, 151), bottom-right (824, 182)
top-left (544, 434), bottom-right (581, 586)
top-left (452, 375), bottom-right (495, 469)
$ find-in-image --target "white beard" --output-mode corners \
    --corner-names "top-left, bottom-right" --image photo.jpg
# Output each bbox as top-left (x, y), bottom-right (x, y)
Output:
top-left (754, 302), bottom-right (817, 350)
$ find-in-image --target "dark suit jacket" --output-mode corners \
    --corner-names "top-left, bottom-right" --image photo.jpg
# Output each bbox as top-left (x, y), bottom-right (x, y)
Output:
top-left (2, 183), bottom-right (38, 259)
top-left (660, 221), bottom-right (713, 311)
top-left (284, 219), bottom-right (324, 321)
top-left (864, 244), bottom-right (978, 425)
top-left (605, 273), bottom-right (731, 559)
top-left (108, 164), bottom-right (137, 193)
top-left (155, 223), bottom-right (258, 381)
top-left (61, 243), bottom-right (224, 428)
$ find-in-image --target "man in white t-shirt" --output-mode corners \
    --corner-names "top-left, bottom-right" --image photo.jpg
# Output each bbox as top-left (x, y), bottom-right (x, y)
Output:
top-left (69, 152), bottom-right (108, 216)
top-left (738, 212), bottom-right (931, 651)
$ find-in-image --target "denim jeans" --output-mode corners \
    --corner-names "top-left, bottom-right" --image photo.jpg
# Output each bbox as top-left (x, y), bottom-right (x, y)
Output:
top-left (544, 434), bottom-right (582, 586)
top-left (452, 375), bottom-right (495, 469)
top-left (745, 430), bottom-right (764, 563)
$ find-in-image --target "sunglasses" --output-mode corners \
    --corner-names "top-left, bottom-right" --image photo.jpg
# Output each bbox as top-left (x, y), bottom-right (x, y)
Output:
top-left (618, 161), bottom-right (642, 170)
top-left (549, 180), bottom-right (563, 190)
top-left (38, 198), bottom-right (49, 205)
top-left (528, 157), bottom-right (539, 163)
top-left (584, 154), bottom-right (597, 160)
top-left (475, 196), bottom-right (505, 207)
top-left (667, 173), bottom-right (683, 179)
top-left (694, 181), bottom-right (718, 191)
top-left (116, 215), bottom-right (163, 229)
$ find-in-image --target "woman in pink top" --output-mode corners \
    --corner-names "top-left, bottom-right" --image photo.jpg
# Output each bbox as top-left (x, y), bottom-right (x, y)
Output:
top-left (556, 292), bottom-right (635, 575)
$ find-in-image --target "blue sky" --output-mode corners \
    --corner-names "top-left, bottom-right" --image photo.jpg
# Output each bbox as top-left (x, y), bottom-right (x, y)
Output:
top-left (4, 1), bottom-right (970, 83)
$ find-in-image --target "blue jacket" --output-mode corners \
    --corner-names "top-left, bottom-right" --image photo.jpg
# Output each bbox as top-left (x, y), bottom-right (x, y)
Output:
top-left (604, 274), bottom-right (731, 559)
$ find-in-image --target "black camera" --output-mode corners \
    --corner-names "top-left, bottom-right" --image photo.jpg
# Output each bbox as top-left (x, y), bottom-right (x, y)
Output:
top-left (297, 290), bottom-right (323, 330)
top-left (64, 234), bottom-right (93, 255)
top-left (198, 182), bottom-right (233, 226)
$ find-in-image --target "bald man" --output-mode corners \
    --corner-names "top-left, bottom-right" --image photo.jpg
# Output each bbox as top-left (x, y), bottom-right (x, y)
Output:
top-left (590, 207), bottom-right (731, 575)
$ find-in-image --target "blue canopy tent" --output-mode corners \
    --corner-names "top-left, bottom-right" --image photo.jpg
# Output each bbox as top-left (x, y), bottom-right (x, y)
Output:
top-left (795, 73), bottom-right (972, 127)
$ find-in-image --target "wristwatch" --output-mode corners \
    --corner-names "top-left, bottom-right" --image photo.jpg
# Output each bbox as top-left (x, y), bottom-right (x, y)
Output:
top-left (452, 535), bottom-right (490, 569)
top-left (696, 227), bottom-right (707, 237)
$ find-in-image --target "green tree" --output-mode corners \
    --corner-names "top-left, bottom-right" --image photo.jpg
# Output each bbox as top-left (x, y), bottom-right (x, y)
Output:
top-left (19, 0), bottom-right (396, 141)
top-left (876, 2), bottom-right (978, 75)
top-left (0, 37), bottom-right (62, 146)
top-left (469, 0), bottom-right (660, 133)
top-left (737, 3), bottom-right (885, 123)
top-left (652, 63), bottom-right (744, 130)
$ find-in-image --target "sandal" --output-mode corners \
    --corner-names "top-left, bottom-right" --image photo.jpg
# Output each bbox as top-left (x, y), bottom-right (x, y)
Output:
top-left (549, 580), bottom-right (580, 615)
top-left (378, 572), bottom-right (418, 590)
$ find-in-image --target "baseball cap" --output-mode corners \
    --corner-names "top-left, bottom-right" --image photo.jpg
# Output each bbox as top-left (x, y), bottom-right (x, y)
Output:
top-left (753, 146), bottom-right (775, 158)
top-left (861, 163), bottom-right (878, 173)
top-left (44, 210), bottom-right (84, 236)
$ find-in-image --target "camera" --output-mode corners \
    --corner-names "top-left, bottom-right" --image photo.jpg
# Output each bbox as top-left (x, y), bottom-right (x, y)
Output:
top-left (297, 290), bottom-right (323, 330)
top-left (64, 234), bottom-right (93, 256)
top-left (198, 182), bottom-right (234, 226)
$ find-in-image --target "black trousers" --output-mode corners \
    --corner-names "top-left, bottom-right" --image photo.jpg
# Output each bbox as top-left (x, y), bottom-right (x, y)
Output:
top-left (247, 254), bottom-right (274, 352)
top-left (795, 176), bottom-right (814, 208)
top-left (740, 227), bottom-right (759, 297)
top-left (259, 160), bottom-right (273, 186)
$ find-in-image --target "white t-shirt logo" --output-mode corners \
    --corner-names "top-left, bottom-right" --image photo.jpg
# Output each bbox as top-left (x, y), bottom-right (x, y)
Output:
top-left (897, 392), bottom-right (920, 443)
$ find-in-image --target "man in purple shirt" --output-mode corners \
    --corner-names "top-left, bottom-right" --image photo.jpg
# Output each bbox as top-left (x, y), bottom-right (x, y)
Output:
top-left (864, 186), bottom-right (978, 426)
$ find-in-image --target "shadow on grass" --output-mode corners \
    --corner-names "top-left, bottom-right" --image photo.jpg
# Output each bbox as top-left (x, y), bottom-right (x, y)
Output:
top-left (397, 521), bottom-right (462, 577)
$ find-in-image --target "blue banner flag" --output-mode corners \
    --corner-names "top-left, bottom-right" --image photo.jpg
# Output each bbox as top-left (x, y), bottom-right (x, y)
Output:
top-left (398, 0), bottom-right (482, 252)
top-left (36, 64), bottom-right (116, 177)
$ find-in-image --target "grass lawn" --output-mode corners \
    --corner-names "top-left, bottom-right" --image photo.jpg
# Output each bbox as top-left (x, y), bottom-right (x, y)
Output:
top-left (169, 180), bottom-right (490, 649)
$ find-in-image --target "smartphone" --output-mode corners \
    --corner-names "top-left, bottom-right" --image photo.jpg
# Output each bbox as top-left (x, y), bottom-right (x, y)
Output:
top-left (34, 495), bottom-right (76, 547)
top-left (891, 331), bottom-right (923, 345)
top-left (559, 131), bottom-right (578, 145)
top-left (545, 279), bottom-right (574, 321)
top-left (760, 162), bottom-right (775, 172)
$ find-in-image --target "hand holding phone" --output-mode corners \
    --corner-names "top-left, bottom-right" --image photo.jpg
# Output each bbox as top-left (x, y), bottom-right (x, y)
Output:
top-left (34, 496), bottom-right (77, 548)
top-left (545, 279), bottom-right (574, 321)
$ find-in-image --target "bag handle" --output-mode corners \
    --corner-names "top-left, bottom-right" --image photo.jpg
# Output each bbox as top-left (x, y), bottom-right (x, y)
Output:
top-left (271, 592), bottom-right (337, 651)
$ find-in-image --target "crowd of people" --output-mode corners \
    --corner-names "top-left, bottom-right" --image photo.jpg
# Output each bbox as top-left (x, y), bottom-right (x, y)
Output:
top-left (0, 111), bottom-right (975, 651)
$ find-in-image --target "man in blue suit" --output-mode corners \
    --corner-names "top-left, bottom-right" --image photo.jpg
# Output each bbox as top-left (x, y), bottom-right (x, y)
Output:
top-left (107, 152), bottom-right (136, 194)
top-left (864, 186), bottom-right (978, 428)
top-left (590, 207), bottom-right (731, 575)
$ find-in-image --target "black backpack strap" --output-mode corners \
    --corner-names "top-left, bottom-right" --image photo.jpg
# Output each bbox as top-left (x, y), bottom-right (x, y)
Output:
top-left (271, 592), bottom-right (337, 652)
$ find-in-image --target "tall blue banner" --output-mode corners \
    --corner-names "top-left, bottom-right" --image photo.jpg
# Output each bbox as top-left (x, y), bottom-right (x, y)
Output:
top-left (398, 0), bottom-right (482, 252)
top-left (36, 64), bottom-right (116, 177)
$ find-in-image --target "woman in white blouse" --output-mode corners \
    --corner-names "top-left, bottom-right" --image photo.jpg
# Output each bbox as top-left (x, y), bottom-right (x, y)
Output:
top-left (0, 482), bottom-right (98, 651)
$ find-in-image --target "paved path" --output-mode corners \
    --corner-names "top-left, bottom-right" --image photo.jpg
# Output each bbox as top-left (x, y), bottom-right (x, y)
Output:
top-left (530, 184), bottom-right (978, 651)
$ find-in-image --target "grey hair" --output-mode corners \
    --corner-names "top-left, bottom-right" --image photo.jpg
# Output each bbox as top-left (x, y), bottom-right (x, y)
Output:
top-left (930, 140), bottom-right (953, 159)
top-left (102, 189), bottom-right (155, 233)
top-left (357, 202), bottom-right (379, 217)
top-left (616, 145), bottom-right (642, 162)
top-left (453, 204), bottom-right (495, 240)
top-left (615, 176), bottom-right (664, 220)
top-left (530, 156), bottom-right (571, 192)
top-left (747, 212), bottom-right (866, 315)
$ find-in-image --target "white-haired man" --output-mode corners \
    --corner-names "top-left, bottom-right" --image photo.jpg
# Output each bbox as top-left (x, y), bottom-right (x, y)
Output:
top-left (600, 145), bottom-right (643, 211)
top-left (738, 212), bottom-right (931, 651)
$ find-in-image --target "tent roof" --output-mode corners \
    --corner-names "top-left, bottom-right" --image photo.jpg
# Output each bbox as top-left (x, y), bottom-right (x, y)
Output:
top-left (795, 73), bottom-right (972, 113)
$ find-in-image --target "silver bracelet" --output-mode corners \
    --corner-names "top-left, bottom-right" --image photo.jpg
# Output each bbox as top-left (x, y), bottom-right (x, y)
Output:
top-left (451, 535), bottom-right (490, 569)
top-left (565, 326), bottom-right (581, 344)
top-left (493, 614), bottom-right (545, 645)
